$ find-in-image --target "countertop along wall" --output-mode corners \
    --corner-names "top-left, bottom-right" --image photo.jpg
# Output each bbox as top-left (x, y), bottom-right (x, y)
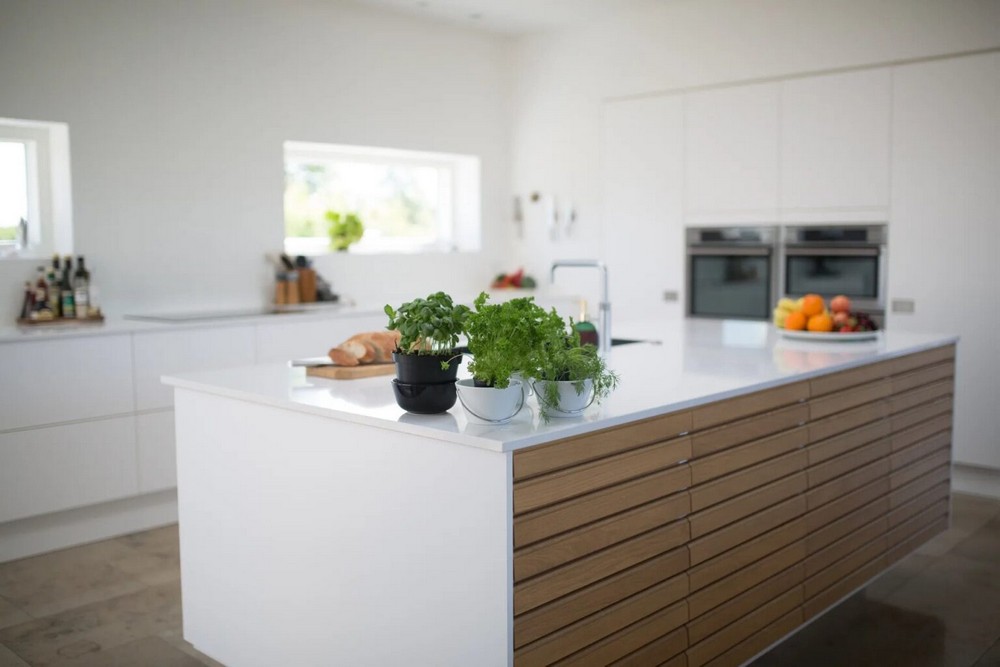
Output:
top-left (0, 0), bottom-right (513, 317)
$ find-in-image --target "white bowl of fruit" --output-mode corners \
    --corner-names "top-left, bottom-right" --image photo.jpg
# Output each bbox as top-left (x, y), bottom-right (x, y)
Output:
top-left (773, 294), bottom-right (879, 341)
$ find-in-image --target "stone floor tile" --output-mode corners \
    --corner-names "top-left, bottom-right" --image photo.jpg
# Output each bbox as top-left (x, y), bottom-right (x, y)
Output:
top-left (0, 541), bottom-right (145, 619)
top-left (109, 525), bottom-right (181, 587)
top-left (0, 599), bottom-right (30, 632)
top-left (0, 644), bottom-right (29, 667)
top-left (948, 515), bottom-right (1000, 565)
top-left (865, 551), bottom-right (937, 601)
top-left (46, 636), bottom-right (205, 667)
top-left (0, 582), bottom-right (182, 667)
top-left (974, 637), bottom-right (1000, 667)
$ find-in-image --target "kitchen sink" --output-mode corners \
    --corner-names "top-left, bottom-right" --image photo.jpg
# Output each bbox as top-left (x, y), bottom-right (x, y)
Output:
top-left (610, 338), bottom-right (659, 347)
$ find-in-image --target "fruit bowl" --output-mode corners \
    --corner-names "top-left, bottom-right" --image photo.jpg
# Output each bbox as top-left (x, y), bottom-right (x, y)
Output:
top-left (773, 294), bottom-right (879, 338)
top-left (778, 329), bottom-right (879, 342)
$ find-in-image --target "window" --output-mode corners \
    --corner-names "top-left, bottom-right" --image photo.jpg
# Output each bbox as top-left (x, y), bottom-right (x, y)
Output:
top-left (283, 142), bottom-right (480, 255)
top-left (0, 118), bottom-right (73, 259)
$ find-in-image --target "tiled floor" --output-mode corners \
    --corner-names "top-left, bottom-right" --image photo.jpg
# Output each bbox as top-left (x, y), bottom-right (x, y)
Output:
top-left (0, 493), bottom-right (997, 667)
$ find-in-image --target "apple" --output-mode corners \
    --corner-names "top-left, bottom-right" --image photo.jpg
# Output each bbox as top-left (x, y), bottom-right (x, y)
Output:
top-left (833, 311), bottom-right (851, 327)
top-left (830, 295), bottom-right (852, 313)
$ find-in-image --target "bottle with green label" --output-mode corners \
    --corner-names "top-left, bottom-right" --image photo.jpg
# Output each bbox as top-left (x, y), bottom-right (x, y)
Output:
top-left (74, 256), bottom-right (90, 319)
top-left (574, 300), bottom-right (599, 348)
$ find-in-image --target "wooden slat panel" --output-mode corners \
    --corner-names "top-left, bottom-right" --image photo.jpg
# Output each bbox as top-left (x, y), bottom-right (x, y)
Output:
top-left (891, 396), bottom-right (952, 433)
top-left (555, 601), bottom-right (687, 667)
top-left (802, 554), bottom-right (886, 621)
top-left (611, 627), bottom-right (688, 667)
top-left (886, 498), bottom-right (950, 548)
top-left (890, 431), bottom-right (951, 471)
top-left (689, 496), bottom-right (806, 566)
top-left (886, 515), bottom-right (949, 565)
top-left (807, 438), bottom-right (891, 487)
top-left (515, 493), bottom-right (689, 582)
top-left (807, 419), bottom-right (891, 466)
top-left (889, 449), bottom-right (951, 490)
top-left (810, 379), bottom-right (892, 420)
top-left (804, 517), bottom-right (887, 578)
top-left (805, 492), bottom-right (890, 554)
top-left (514, 438), bottom-right (691, 514)
top-left (808, 399), bottom-right (890, 443)
top-left (806, 458), bottom-right (889, 509)
top-left (809, 359), bottom-right (894, 396)
top-left (703, 608), bottom-right (803, 667)
top-left (690, 473), bottom-right (806, 539)
top-left (804, 534), bottom-right (887, 599)
top-left (688, 563), bottom-right (803, 644)
top-left (888, 481), bottom-right (950, 529)
top-left (689, 518), bottom-right (805, 592)
top-left (890, 464), bottom-right (950, 509)
top-left (515, 575), bottom-right (687, 667)
top-left (889, 380), bottom-right (953, 414)
top-left (892, 361), bottom-right (955, 394)
top-left (687, 587), bottom-right (802, 667)
top-left (514, 411), bottom-right (692, 481)
top-left (691, 403), bottom-right (808, 458)
top-left (515, 552), bottom-right (688, 649)
top-left (691, 382), bottom-right (809, 431)
top-left (691, 427), bottom-right (807, 485)
top-left (891, 415), bottom-right (952, 453)
top-left (688, 541), bottom-right (806, 618)
top-left (691, 450), bottom-right (807, 512)
top-left (890, 345), bottom-right (956, 376)
top-left (514, 523), bottom-right (690, 615)
top-left (515, 466), bottom-right (690, 548)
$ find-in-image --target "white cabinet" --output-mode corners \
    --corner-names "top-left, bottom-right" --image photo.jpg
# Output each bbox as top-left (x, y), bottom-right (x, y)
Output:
top-left (136, 410), bottom-right (177, 493)
top-left (601, 95), bottom-right (684, 321)
top-left (684, 82), bottom-right (780, 223)
top-left (132, 325), bottom-right (256, 411)
top-left (0, 335), bottom-right (134, 431)
top-left (0, 416), bottom-right (138, 523)
top-left (780, 68), bottom-right (891, 219)
top-left (890, 53), bottom-right (1000, 468)
top-left (255, 313), bottom-right (388, 363)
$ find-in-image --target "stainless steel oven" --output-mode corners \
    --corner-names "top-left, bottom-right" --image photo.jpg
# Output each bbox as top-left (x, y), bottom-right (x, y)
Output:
top-left (686, 227), bottom-right (779, 320)
top-left (781, 224), bottom-right (887, 321)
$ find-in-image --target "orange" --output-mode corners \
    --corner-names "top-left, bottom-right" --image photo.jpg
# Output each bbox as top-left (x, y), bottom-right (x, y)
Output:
top-left (784, 310), bottom-right (808, 330)
top-left (807, 313), bottom-right (834, 332)
top-left (801, 294), bottom-right (825, 317)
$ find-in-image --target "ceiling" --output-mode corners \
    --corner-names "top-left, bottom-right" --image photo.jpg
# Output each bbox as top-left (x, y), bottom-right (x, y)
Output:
top-left (347, 0), bottom-right (657, 35)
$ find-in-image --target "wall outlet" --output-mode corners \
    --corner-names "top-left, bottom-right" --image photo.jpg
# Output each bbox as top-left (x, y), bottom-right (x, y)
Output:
top-left (663, 290), bottom-right (679, 302)
top-left (891, 299), bottom-right (916, 314)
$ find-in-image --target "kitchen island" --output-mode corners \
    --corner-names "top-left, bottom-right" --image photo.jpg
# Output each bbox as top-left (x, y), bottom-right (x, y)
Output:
top-left (163, 319), bottom-right (957, 667)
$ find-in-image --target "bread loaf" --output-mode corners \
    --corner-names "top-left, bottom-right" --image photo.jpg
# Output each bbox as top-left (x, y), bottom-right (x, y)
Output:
top-left (328, 330), bottom-right (401, 366)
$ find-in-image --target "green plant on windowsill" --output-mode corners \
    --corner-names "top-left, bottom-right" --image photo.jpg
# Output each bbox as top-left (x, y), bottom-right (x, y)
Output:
top-left (326, 211), bottom-right (364, 251)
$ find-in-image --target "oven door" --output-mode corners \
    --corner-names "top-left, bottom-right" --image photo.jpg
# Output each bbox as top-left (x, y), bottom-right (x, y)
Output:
top-left (783, 247), bottom-right (882, 307)
top-left (688, 247), bottom-right (774, 320)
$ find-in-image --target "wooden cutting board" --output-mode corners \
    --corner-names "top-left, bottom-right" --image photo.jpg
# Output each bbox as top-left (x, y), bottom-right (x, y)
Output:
top-left (306, 363), bottom-right (396, 380)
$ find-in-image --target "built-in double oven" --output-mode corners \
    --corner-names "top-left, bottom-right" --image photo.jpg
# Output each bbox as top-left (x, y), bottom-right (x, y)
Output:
top-left (687, 224), bottom-right (887, 324)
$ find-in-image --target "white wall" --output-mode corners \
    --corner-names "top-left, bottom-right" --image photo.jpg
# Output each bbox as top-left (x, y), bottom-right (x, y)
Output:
top-left (0, 0), bottom-right (513, 316)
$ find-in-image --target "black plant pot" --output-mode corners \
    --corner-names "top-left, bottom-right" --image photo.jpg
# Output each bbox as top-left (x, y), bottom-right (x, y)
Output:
top-left (392, 379), bottom-right (457, 414)
top-left (392, 352), bottom-right (463, 385)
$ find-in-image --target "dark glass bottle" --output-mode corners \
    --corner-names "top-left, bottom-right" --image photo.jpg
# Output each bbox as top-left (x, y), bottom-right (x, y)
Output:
top-left (60, 255), bottom-right (75, 319)
top-left (74, 256), bottom-right (91, 319)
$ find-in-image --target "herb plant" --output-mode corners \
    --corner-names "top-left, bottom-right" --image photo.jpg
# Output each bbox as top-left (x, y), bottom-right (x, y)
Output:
top-left (384, 292), bottom-right (470, 357)
top-left (465, 292), bottom-right (564, 389)
top-left (533, 319), bottom-right (620, 415)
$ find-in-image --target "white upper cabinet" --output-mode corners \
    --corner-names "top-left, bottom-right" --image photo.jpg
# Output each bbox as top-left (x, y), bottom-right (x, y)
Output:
top-left (684, 82), bottom-right (780, 223)
top-left (601, 95), bottom-right (685, 321)
top-left (780, 69), bottom-right (891, 219)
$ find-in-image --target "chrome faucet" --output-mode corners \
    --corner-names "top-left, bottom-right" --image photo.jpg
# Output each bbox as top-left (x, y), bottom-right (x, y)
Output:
top-left (550, 259), bottom-right (611, 356)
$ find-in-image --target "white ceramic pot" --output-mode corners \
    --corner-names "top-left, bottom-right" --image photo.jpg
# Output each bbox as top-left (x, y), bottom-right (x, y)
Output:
top-left (456, 379), bottom-right (526, 423)
top-left (533, 379), bottom-right (595, 417)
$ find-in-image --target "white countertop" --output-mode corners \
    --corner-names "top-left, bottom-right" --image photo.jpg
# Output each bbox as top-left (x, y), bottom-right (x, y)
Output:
top-left (162, 319), bottom-right (958, 453)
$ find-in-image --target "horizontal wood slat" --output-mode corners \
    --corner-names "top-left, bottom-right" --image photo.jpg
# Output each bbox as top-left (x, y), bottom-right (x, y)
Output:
top-left (889, 380), bottom-right (953, 414)
top-left (890, 431), bottom-right (951, 471)
top-left (892, 361), bottom-right (956, 394)
top-left (610, 627), bottom-right (687, 667)
top-left (890, 464), bottom-right (950, 509)
top-left (691, 427), bottom-right (807, 485)
top-left (514, 523), bottom-right (690, 616)
top-left (514, 552), bottom-right (689, 649)
top-left (886, 498), bottom-right (950, 549)
top-left (809, 379), bottom-right (892, 420)
top-left (804, 531), bottom-right (886, 600)
top-left (515, 493), bottom-right (690, 582)
top-left (688, 541), bottom-right (806, 619)
top-left (691, 403), bottom-right (808, 458)
top-left (890, 449), bottom-right (951, 490)
top-left (891, 414), bottom-right (952, 452)
top-left (513, 439), bottom-right (691, 514)
top-left (514, 466), bottom-right (690, 548)
top-left (804, 477), bottom-right (890, 534)
top-left (703, 608), bottom-right (802, 667)
top-left (807, 438), bottom-right (891, 487)
top-left (809, 359), bottom-right (893, 396)
top-left (804, 517), bottom-right (887, 579)
top-left (888, 482), bottom-right (950, 529)
top-left (514, 411), bottom-right (692, 481)
top-left (691, 450), bottom-right (807, 512)
top-left (689, 496), bottom-right (806, 566)
top-left (891, 396), bottom-right (952, 433)
top-left (555, 601), bottom-right (687, 667)
top-left (808, 399), bottom-right (890, 443)
top-left (515, 575), bottom-right (688, 667)
top-left (691, 382), bottom-right (809, 431)
top-left (807, 419), bottom-right (891, 466)
top-left (889, 345), bottom-right (956, 376)
top-left (805, 492), bottom-right (890, 555)
top-left (690, 473), bottom-right (806, 539)
top-left (886, 516), bottom-right (949, 565)
top-left (806, 458), bottom-right (890, 510)
top-left (802, 554), bottom-right (886, 621)
top-left (689, 519), bottom-right (805, 592)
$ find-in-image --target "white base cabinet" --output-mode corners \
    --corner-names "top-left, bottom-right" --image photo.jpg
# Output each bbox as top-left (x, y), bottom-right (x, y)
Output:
top-left (137, 410), bottom-right (178, 493)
